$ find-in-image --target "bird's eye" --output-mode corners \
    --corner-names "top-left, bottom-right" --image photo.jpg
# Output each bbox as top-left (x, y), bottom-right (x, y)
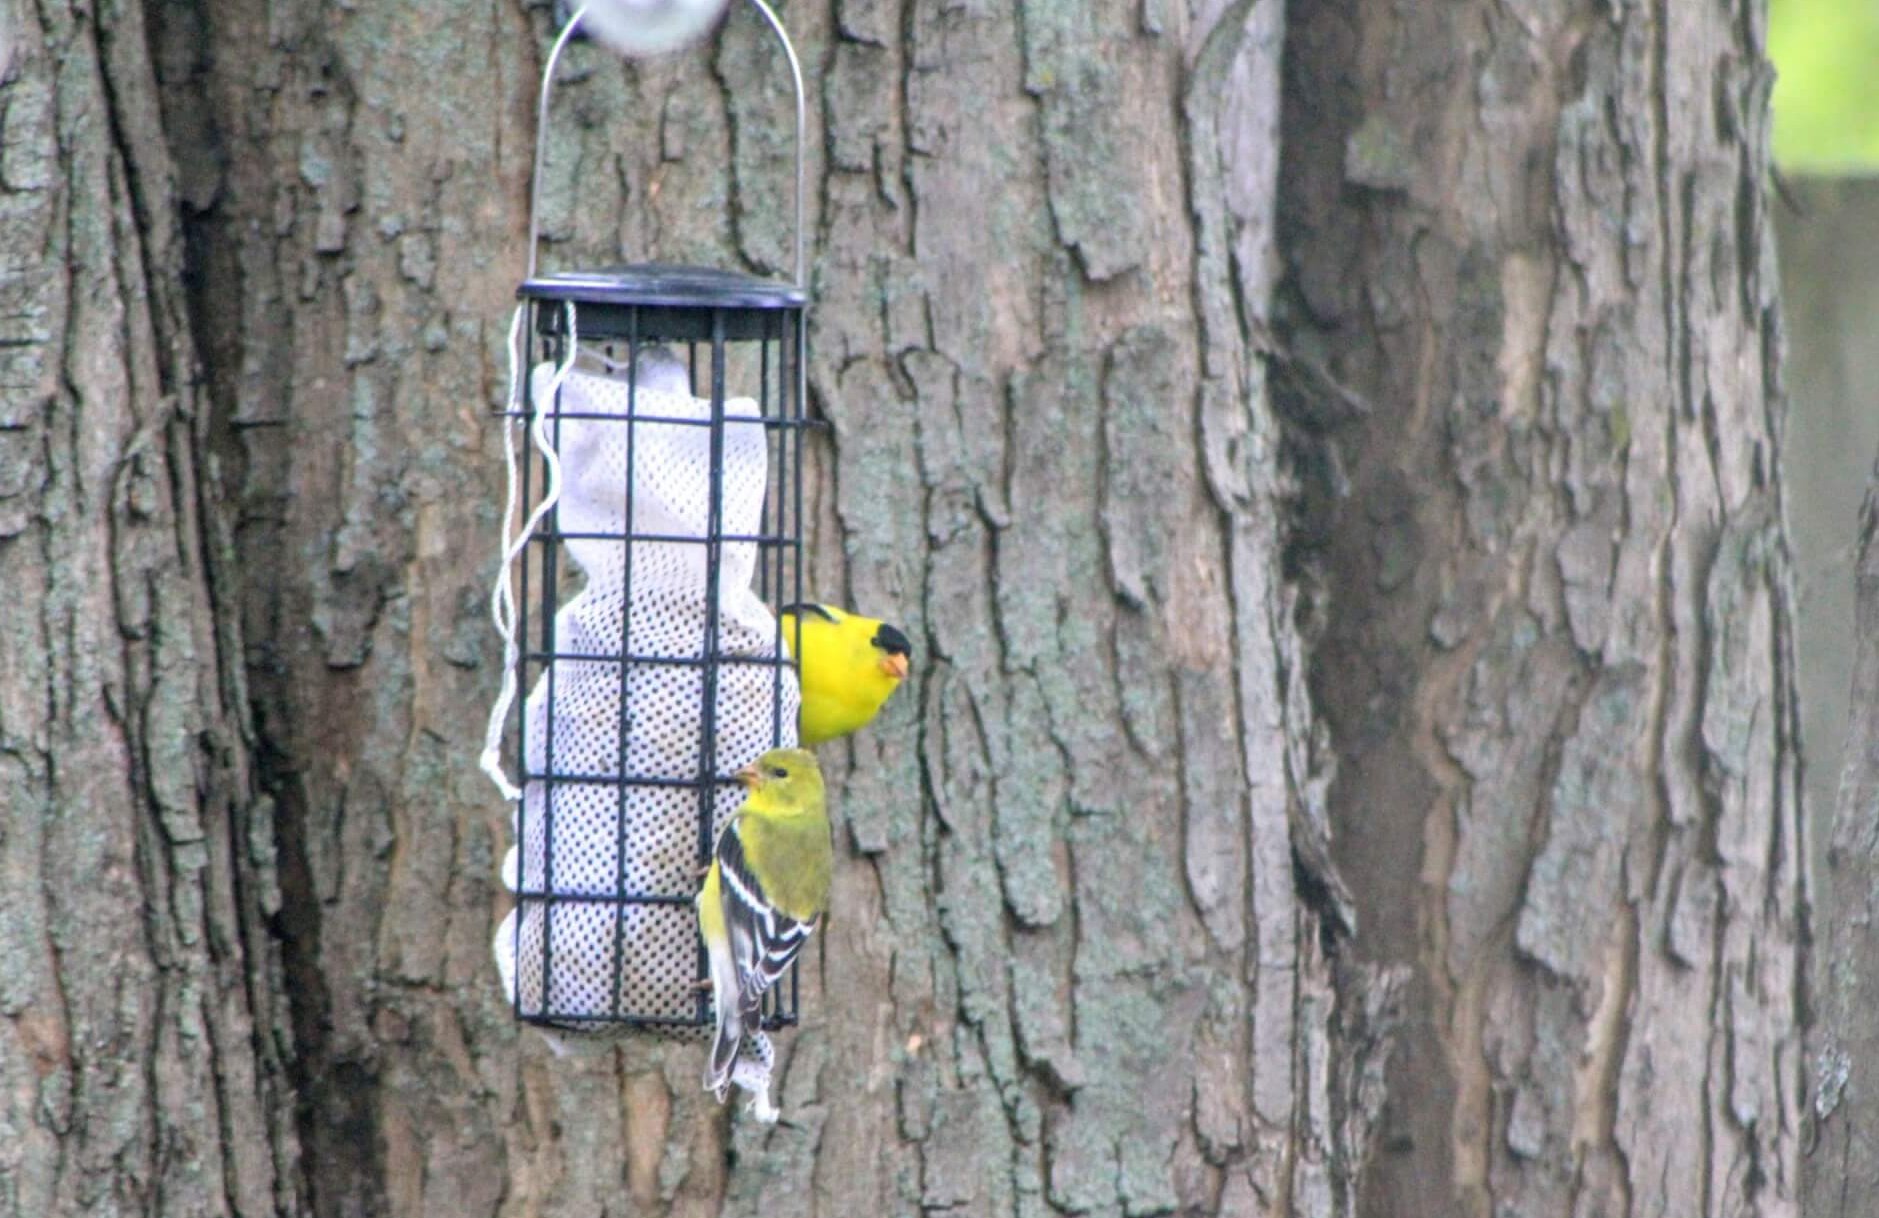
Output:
top-left (771, 766), bottom-right (789, 779)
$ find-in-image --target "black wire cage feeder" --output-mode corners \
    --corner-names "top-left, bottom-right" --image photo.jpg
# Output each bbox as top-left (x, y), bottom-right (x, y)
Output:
top-left (482, 0), bottom-right (808, 1041)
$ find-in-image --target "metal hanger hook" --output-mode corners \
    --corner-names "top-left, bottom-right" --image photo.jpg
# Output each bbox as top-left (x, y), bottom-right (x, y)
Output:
top-left (526, 0), bottom-right (808, 289)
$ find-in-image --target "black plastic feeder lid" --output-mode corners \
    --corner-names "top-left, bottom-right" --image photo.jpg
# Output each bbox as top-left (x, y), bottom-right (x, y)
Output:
top-left (520, 263), bottom-right (808, 310)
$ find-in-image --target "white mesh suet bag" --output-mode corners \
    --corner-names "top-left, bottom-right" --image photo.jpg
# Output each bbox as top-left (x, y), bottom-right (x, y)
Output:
top-left (484, 326), bottom-right (798, 1103)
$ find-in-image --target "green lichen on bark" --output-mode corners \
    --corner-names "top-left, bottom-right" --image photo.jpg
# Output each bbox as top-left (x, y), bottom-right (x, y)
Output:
top-left (0, 1), bottom-right (302, 1215)
top-left (0, 0), bottom-right (1396, 1215)
top-left (1281, 0), bottom-right (1803, 1213)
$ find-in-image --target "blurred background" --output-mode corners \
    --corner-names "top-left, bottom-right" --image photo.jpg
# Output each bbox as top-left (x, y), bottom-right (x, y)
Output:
top-left (1771, 0), bottom-right (1879, 868)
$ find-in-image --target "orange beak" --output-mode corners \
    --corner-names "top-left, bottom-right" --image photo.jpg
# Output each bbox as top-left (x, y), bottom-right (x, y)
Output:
top-left (735, 764), bottom-right (763, 789)
top-left (880, 653), bottom-right (911, 681)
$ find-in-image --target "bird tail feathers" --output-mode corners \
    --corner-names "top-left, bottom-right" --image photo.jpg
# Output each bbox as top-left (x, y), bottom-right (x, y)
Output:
top-left (703, 932), bottom-right (746, 1101)
top-left (706, 1008), bottom-right (743, 1102)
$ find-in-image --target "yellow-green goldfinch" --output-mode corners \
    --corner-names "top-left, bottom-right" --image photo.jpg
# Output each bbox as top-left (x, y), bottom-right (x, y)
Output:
top-left (697, 747), bottom-right (831, 1104)
top-left (779, 603), bottom-right (912, 746)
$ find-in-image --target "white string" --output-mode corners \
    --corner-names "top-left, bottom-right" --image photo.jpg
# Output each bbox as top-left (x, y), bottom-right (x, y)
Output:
top-left (480, 305), bottom-right (531, 801)
top-left (576, 341), bottom-right (636, 374)
top-left (481, 301), bottom-right (579, 802)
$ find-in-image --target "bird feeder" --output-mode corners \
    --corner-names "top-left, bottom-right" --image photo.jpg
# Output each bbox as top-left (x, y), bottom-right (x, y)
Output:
top-left (482, 0), bottom-right (809, 1039)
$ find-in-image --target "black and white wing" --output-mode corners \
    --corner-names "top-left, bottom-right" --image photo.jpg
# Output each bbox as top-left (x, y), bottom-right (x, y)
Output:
top-left (714, 818), bottom-right (820, 1014)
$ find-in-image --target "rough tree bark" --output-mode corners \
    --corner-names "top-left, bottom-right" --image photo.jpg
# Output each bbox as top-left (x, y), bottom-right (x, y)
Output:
top-left (1279, 1), bottom-right (1804, 1216)
top-left (7, 0), bottom-right (1805, 1213)
top-left (145, 1), bottom-right (1387, 1216)
top-left (1806, 464), bottom-right (1879, 1214)
top-left (0, 3), bottom-right (301, 1215)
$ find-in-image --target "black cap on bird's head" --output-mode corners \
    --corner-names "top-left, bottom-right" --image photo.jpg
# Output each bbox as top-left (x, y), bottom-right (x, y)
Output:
top-left (778, 603), bottom-right (912, 681)
top-left (873, 622), bottom-right (912, 681)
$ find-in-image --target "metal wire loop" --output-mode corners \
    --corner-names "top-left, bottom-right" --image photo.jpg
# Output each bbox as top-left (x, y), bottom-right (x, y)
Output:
top-left (526, 1), bottom-right (808, 288)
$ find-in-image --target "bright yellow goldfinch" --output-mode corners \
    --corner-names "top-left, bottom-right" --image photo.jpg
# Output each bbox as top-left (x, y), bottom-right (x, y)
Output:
top-left (697, 747), bottom-right (831, 1104)
top-left (780, 603), bottom-right (912, 746)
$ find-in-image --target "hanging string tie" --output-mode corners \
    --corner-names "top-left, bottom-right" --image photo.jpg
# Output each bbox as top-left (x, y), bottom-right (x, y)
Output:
top-left (481, 301), bottom-right (580, 802)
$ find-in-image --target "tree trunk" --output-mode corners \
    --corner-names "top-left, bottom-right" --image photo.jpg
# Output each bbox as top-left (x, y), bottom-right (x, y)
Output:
top-left (150, 1), bottom-right (1386, 1216)
top-left (12, 0), bottom-right (1804, 1213)
top-left (1805, 464), bottom-right (1879, 1213)
top-left (1279, 1), bottom-right (1803, 1215)
top-left (0, 4), bottom-right (301, 1216)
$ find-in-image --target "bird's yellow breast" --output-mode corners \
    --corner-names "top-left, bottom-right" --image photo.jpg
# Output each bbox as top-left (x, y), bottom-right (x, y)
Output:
top-left (696, 860), bottom-right (726, 936)
top-left (735, 804), bottom-right (831, 922)
top-left (785, 609), bottom-right (902, 746)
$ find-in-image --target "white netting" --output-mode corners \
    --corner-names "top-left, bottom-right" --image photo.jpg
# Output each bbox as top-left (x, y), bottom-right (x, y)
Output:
top-left (487, 333), bottom-right (798, 1088)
